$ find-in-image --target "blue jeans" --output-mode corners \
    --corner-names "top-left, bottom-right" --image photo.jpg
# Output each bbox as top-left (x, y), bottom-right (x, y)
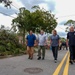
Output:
top-left (52, 46), bottom-right (58, 60)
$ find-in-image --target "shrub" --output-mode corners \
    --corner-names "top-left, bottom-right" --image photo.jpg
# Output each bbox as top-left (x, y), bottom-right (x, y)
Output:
top-left (0, 29), bottom-right (26, 56)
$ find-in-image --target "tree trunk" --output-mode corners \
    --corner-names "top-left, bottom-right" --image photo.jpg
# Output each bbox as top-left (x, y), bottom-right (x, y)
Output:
top-left (23, 28), bottom-right (25, 46)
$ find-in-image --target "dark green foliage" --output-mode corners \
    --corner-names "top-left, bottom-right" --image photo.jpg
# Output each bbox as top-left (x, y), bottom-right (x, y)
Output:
top-left (12, 6), bottom-right (57, 45)
top-left (64, 19), bottom-right (75, 32)
top-left (0, 29), bottom-right (26, 56)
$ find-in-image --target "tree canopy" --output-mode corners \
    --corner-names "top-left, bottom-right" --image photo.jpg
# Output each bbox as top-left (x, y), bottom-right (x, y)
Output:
top-left (12, 6), bottom-right (57, 44)
top-left (64, 19), bottom-right (75, 32)
top-left (64, 20), bottom-right (75, 26)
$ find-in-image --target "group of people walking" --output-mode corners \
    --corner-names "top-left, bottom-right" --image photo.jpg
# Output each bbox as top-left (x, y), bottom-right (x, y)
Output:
top-left (26, 26), bottom-right (75, 64)
top-left (26, 29), bottom-right (60, 63)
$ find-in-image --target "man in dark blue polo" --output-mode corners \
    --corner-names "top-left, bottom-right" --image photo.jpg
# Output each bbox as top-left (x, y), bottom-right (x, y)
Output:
top-left (26, 30), bottom-right (36, 60)
top-left (66, 26), bottom-right (75, 64)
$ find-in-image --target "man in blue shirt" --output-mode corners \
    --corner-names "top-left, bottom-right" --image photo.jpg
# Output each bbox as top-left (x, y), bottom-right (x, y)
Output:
top-left (66, 26), bottom-right (75, 64)
top-left (26, 30), bottom-right (36, 60)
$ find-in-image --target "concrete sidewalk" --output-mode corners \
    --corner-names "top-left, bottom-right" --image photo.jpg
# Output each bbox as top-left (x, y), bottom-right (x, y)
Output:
top-left (0, 50), bottom-right (67, 75)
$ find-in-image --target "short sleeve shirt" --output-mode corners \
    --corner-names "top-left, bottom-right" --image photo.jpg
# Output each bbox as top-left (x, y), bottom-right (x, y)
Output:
top-left (50, 34), bottom-right (60, 46)
top-left (26, 34), bottom-right (36, 47)
top-left (67, 31), bottom-right (75, 46)
top-left (37, 34), bottom-right (47, 46)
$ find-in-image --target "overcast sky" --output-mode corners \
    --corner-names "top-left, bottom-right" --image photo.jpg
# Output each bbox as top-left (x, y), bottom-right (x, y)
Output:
top-left (0, 0), bottom-right (75, 37)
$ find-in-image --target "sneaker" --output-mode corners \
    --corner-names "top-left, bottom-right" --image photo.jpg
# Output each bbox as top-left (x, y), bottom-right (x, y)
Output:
top-left (54, 60), bottom-right (57, 63)
top-left (30, 57), bottom-right (33, 60)
top-left (28, 56), bottom-right (30, 59)
top-left (69, 61), bottom-right (73, 64)
top-left (42, 57), bottom-right (44, 60)
top-left (37, 57), bottom-right (41, 60)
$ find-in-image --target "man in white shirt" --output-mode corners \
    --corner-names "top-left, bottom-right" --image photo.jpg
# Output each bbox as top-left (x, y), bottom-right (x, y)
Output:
top-left (37, 30), bottom-right (47, 60)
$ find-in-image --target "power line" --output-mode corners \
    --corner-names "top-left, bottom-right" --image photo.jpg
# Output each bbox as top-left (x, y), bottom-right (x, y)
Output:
top-left (11, 1), bottom-right (25, 10)
top-left (11, 1), bottom-right (21, 9)
top-left (0, 1), bottom-right (25, 18)
top-left (0, 11), bottom-right (16, 18)
top-left (11, 3), bottom-right (19, 10)
top-left (57, 26), bottom-right (65, 30)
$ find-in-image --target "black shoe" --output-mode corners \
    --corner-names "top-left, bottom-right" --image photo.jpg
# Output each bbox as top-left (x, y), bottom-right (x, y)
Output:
top-left (73, 60), bottom-right (75, 63)
top-left (54, 60), bottom-right (57, 63)
top-left (28, 56), bottom-right (30, 59)
top-left (42, 57), bottom-right (44, 60)
top-left (30, 58), bottom-right (33, 60)
top-left (37, 57), bottom-right (41, 60)
top-left (69, 61), bottom-right (73, 64)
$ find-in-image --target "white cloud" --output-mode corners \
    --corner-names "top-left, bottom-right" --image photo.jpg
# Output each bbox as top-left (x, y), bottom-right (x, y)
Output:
top-left (0, 3), bottom-right (4, 7)
top-left (39, 3), bottom-right (48, 10)
top-left (11, 0), bottom-right (25, 9)
top-left (55, 25), bottom-right (67, 32)
top-left (0, 13), bottom-right (17, 28)
top-left (55, 0), bottom-right (75, 24)
top-left (55, 0), bottom-right (75, 14)
top-left (55, 25), bottom-right (68, 38)
top-left (0, 0), bottom-right (24, 28)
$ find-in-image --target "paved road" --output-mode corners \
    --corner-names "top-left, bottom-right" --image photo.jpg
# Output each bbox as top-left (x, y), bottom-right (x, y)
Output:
top-left (0, 50), bottom-right (75, 75)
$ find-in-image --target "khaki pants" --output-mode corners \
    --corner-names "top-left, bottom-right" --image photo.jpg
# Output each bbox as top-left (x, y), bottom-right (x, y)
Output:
top-left (38, 46), bottom-right (45, 58)
top-left (27, 46), bottom-right (34, 58)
